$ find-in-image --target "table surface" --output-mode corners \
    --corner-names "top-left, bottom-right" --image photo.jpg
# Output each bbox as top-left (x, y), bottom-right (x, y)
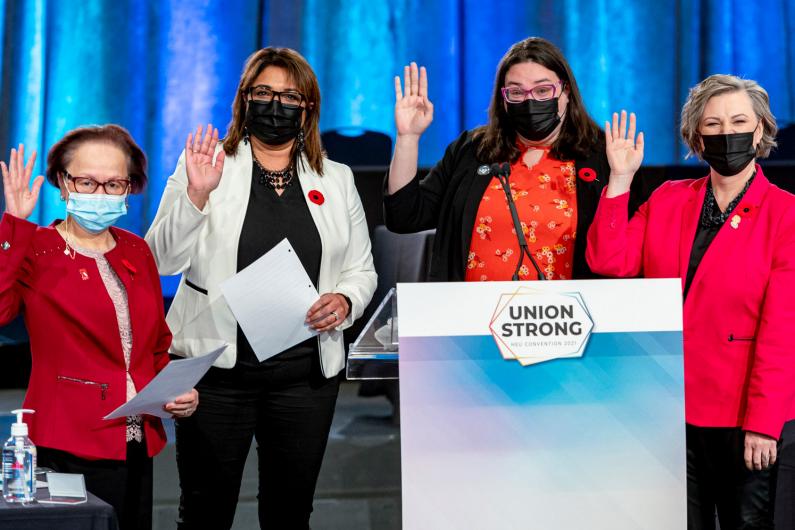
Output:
top-left (0, 488), bottom-right (118, 530)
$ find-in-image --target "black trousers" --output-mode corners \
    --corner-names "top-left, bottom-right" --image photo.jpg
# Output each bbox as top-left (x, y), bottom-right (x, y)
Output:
top-left (687, 420), bottom-right (795, 530)
top-left (37, 440), bottom-right (153, 530)
top-left (175, 350), bottom-right (340, 530)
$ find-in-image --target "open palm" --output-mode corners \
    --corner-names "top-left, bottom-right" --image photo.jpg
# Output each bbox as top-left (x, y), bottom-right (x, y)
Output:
top-left (394, 62), bottom-right (434, 138)
top-left (605, 110), bottom-right (644, 178)
top-left (185, 124), bottom-right (225, 194)
top-left (1, 144), bottom-right (44, 220)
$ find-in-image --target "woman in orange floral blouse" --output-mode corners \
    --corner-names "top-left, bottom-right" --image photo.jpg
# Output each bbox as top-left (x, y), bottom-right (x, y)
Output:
top-left (385, 37), bottom-right (638, 281)
top-left (466, 146), bottom-right (578, 280)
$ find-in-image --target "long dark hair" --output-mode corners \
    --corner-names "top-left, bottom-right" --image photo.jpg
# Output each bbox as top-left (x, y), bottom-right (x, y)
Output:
top-left (474, 37), bottom-right (601, 163)
top-left (225, 47), bottom-right (324, 175)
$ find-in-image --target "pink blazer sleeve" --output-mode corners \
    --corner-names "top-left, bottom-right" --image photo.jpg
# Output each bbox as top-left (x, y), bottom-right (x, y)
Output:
top-left (585, 188), bottom-right (650, 278)
top-left (743, 208), bottom-right (795, 439)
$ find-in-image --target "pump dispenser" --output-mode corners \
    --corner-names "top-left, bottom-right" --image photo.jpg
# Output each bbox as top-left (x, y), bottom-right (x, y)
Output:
top-left (2, 409), bottom-right (36, 503)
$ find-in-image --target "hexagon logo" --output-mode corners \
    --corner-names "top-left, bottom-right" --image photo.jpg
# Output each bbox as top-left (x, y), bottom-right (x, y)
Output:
top-left (489, 287), bottom-right (594, 366)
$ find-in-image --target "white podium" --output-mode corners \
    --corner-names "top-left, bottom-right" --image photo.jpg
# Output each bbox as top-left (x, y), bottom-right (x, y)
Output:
top-left (397, 278), bottom-right (686, 530)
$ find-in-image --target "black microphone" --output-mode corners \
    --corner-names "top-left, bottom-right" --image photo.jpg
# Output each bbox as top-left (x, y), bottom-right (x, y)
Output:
top-left (491, 163), bottom-right (546, 281)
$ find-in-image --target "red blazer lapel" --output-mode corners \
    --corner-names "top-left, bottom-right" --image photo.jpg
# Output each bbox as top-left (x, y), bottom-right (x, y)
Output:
top-left (679, 178), bottom-right (706, 288)
top-left (685, 166), bottom-right (770, 298)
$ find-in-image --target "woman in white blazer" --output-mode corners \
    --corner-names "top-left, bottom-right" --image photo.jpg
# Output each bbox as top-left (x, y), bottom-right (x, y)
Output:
top-left (145, 47), bottom-right (376, 530)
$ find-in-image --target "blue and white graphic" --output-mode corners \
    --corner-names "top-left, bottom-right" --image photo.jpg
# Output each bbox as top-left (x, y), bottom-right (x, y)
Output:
top-left (398, 279), bottom-right (685, 530)
top-left (490, 287), bottom-right (594, 366)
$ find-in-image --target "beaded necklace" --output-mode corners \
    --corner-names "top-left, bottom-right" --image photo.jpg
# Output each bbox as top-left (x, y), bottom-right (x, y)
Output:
top-left (253, 158), bottom-right (293, 190)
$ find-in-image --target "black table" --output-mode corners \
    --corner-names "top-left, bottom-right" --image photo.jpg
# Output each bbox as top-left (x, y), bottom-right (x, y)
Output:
top-left (0, 489), bottom-right (118, 530)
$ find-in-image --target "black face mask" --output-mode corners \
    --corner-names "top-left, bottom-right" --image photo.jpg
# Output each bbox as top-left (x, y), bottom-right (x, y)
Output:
top-left (245, 99), bottom-right (304, 146)
top-left (701, 132), bottom-right (756, 176)
top-left (506, 97), bottom-right (561, 142)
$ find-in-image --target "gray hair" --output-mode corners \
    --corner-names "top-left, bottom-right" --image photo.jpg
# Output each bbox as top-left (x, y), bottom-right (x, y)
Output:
top-left (680, 74), bottom-right (777, 159)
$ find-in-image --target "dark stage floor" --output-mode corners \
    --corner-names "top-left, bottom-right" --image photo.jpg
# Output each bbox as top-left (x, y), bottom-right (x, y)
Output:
top-left (0, 381), bottom-right (402, 530)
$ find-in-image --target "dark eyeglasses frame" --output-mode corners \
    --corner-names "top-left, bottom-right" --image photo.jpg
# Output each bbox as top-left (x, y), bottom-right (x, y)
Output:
top-left (63, 171), bottom-right (131, 195)
top-left (246, 85), bottom-right (307, 107)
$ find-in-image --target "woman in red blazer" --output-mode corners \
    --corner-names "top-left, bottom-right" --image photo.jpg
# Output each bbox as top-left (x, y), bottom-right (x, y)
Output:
top-left (586, 76), bottom-right (795, 529)
top-left (0, 125), bottom-right (198, 530)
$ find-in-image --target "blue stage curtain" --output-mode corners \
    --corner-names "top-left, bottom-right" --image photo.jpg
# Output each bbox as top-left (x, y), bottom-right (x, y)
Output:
top-left (0, 0), bottom-right (261, 234)
top-left (1, 0), bottom-right (794, 230)
top-left (297, 0), bottom-right (795, 166)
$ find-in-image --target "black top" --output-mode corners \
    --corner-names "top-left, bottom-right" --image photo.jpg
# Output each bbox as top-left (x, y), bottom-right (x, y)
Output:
top-left (683, 174), bottom-right (755, 299)
top-left (683, 223), bottom-right (720, 299)
top-left (235, 164), bottom-right (322, 367)
top-left (383, 130), bottom-right (642, 281)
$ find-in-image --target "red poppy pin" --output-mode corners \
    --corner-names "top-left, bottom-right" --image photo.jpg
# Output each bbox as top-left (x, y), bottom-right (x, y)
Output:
top-left (308, 190), bottom-right (325, 205)
top-left (736, 203), bottom-right (755, 218)
top-left (578, 167), bottom-right (597, 182)
top-left (730, 203), bottom-right (756, 229)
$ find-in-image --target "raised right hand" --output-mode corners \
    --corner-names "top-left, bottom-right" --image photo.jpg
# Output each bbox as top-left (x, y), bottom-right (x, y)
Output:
top-left (185, 124), bottom-right (225, 208)
top-left (394, 62), bottom-right (434, 139)
top-left (604, 110), bottom-right (644, 198)
top-left (1, 144), bottom-right (44, 220)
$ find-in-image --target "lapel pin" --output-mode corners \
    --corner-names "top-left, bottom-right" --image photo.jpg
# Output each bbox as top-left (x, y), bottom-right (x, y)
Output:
top-left (578, 167), bottom-right (597, 182)
top-left (477, 165), bottom-right (491, 176)
top-left (79, 268), bottom-right (89, 281)
top-left (122, 259), bottom-right (137, 276)
top-left (308, 190), bottom-right (325, 205)
top-left (730, 214), bottom-right (741, 229)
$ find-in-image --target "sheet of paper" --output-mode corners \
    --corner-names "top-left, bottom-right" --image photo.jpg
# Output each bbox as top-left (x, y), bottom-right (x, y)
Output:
top-left (103, 345), bottom-right (226, 420)
top-left (220, 238), bottom-right (320, 361)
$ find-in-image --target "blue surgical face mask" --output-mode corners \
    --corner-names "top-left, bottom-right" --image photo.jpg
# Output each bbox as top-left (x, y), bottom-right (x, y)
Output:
top-left (66, 192), bottom-right (128, 234)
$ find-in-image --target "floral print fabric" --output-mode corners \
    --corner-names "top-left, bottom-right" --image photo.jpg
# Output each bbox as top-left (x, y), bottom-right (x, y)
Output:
top-left (465, 146), bottom-right (578, 281)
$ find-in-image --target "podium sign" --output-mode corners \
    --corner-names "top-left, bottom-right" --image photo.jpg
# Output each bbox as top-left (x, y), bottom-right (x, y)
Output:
top-left (398, 279), bottom-right (685, 530)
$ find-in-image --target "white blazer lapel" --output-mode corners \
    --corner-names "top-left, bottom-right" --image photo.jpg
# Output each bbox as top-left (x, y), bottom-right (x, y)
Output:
top-left (296, 156), bottom-right (348, 295)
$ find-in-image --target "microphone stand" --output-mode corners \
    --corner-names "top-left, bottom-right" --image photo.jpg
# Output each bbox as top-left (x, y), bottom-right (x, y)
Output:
top-left (491, 163), bottom-right (546, 281)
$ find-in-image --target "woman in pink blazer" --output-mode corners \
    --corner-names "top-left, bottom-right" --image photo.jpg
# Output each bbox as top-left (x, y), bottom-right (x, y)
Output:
top-left (586, 75), bottom-right (795, 529)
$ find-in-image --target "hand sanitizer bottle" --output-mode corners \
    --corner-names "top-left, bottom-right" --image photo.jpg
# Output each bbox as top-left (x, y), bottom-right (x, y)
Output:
top-left (2, 409), bottom-right (36, 503)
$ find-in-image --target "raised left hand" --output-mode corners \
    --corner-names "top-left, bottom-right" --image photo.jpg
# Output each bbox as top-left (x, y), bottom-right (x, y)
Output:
top-left (744, 431), bottom-right (777, 471)
top-left (164, 388), bottom-right (199, 419)
top-left (306, 293), bottom-right (350, 332)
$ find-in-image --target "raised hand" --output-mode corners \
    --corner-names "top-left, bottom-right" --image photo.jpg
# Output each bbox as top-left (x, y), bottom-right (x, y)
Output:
top-left (185, 124), bottom-right (226, 210)
top-left (605, 110), bottom-right (644, 198)
top-left (394, 62), bottom-right (434, 139)
top-left (1, 144), bottom-right (44, 220)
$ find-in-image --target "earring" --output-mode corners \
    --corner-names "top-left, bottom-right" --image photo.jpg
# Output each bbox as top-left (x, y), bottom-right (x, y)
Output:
top-left (243, 127), bottom-right (250, 145)
top-left (296, 129), bottom-right (305, 153)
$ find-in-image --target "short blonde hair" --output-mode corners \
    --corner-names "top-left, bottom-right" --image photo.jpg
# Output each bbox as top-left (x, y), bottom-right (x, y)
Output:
top-left (680, 74), bottom-right (777, 159)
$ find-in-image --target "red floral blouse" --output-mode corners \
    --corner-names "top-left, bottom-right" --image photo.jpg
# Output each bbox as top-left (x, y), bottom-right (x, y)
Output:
top-left (465, 146), bottom-right (578, 281)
